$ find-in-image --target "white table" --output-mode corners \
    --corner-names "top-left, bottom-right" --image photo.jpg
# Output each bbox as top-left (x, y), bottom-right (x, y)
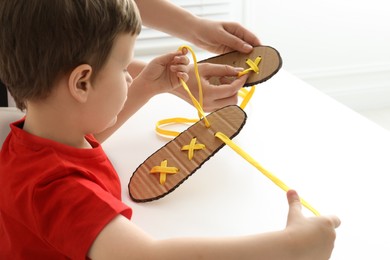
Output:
top-left (103, 69), bottom-right (390, 259)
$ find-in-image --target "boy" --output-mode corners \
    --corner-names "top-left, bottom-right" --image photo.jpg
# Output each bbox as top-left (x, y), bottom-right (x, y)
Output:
top-left (0, 0), bottom-right (340, 259)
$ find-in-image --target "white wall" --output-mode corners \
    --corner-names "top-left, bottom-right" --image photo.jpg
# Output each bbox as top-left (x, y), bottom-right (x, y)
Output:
top-left (244, 0), bottom-right (390, 111)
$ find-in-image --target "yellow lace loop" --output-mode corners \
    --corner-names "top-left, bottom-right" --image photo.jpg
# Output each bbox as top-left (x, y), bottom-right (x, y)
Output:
top-left (214, 132), bottom-right (320, 216)
top-left (181, 137), bottom-right (206, 160)
top-left (179, 45), bottom-right (210, 127)
top-left (150, 160), bottom-right (179, 185)
top-left (155, 118), bottom-right (198, 137)
top-left (237, 56), bottom-right (262, 77)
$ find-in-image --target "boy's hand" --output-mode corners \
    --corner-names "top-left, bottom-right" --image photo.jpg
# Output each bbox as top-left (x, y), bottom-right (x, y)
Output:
top-left (137, 48), bottom-right (190, 95)
top-left (284, 190), bottom-right (341, 260)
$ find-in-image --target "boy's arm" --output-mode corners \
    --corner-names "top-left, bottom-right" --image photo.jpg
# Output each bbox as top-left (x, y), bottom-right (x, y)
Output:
top-left (88, 214), bottom-right (289, 260)
top-left (88, 190), bottom-right (340, 260)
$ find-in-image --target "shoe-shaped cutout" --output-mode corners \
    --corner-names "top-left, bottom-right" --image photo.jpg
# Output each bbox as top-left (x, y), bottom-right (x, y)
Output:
top-left (199, 45), bottom-right (282, 87)
top-left (129, 105), bottom-right (247, 202)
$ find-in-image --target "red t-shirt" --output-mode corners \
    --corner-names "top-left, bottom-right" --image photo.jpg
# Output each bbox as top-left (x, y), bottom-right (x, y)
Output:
top-left (0, 119), bottom-right (132, 259)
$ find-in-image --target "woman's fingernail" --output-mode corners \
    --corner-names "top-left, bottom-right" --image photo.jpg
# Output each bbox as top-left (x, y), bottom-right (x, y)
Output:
top-left (243, 44), bottom-right (253, 52)
top-left (234, 67), bottom-right (244, 72)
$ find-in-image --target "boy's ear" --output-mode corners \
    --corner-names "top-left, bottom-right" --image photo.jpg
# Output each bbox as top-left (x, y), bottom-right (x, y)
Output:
top-left (68, 64), bottom-right (93, 103)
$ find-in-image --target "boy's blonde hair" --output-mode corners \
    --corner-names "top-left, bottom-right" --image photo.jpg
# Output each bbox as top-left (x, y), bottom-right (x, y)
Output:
top-left (0, 0), bottom-right (142, 110)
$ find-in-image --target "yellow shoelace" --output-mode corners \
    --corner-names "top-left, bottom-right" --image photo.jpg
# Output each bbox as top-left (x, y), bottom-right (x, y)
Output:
top-left (214, 132), bottom-right (320, 216)
top-left (152, 45), bottom-right (319, 216)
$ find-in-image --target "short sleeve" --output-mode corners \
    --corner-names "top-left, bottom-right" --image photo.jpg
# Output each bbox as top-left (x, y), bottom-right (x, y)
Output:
top-left (31, 175), bottom-right (132, 259)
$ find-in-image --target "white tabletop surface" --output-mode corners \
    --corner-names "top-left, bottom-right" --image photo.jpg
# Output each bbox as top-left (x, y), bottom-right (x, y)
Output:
top-left (103, 69), bottom-right (390, 259)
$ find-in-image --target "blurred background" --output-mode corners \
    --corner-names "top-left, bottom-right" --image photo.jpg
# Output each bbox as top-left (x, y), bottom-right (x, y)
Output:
top-left (135, 0), bottom-right (390, 130)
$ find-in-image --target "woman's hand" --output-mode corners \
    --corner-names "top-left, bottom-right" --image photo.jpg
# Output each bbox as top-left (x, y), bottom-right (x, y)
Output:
top-left (171, 62), bottom-right (248, 112)
top-left (191, 19), bottom-right (261, 54)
